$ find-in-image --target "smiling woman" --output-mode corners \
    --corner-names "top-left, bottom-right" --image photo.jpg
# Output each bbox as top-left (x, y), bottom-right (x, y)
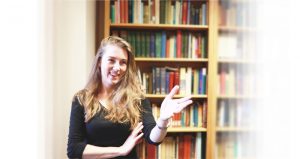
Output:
top-left (67, 36), bottom-right (193, 159)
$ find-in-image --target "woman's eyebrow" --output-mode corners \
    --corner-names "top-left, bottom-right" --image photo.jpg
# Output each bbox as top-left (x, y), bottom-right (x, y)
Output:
top-left (108, 56), bottom-right (127, 61)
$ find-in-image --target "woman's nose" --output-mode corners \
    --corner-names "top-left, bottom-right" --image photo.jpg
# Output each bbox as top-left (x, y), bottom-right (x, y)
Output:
top-left (113, 62), bottom-right (121, 71)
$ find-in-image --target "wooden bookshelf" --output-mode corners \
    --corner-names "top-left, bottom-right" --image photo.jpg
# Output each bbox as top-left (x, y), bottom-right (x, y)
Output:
top-left (168, 127), bottom-right (207, 133)
top-left (215, 0), bottom-right (257, 159)
top-left (217, 95), bottom-right (257, 99)
top-left (111, 23), bottom-right (209, 30)
top-left (136, 57), bottom-right (208, 62)
top-left (218, 58), bottom-right (257, 64)
top-left (216, 127), bottom-right (254, 132)
top-left (145, 94), bottom-right (208, 99)
top-left (218, 26), bottom-right (256, 33)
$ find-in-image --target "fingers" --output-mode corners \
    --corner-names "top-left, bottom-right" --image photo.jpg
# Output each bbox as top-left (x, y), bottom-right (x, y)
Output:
top-left (136, 132), bottom-right (144, 141)
top-left (132, 122), bottom-right (144, 143)
top-left (174, 100), bottom-right (193, 113)
top-left (132, 122), bottom-right (143, 135)
top-left (174, 96), bottom-right (192, 103)
top-left (166, 85), bottom-right (179, 99)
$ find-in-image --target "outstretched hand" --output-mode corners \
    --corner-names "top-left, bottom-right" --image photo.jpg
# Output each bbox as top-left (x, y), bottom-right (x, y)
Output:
top-left (159, 85), bottom-right (193, 120)
top-left (119, 122), bottom-right (144, 156)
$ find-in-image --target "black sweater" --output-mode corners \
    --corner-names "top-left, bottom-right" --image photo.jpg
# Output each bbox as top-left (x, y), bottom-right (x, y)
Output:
top-left (67, 97), bottom-right (159, 159)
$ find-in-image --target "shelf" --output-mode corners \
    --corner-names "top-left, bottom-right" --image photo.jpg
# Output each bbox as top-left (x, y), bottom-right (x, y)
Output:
top-left (145, 94), bottom-right (207, 99)
top-left (218, 58), bottom-right (257, 64)
top-left (136, 58), bottom-right (208, 62)
top-left (110, 23), bottom-right (209, 31)
top-left (168, 127), bottom-right (207, 133)
top-left (217, 95), bottom-right (256, 99)
top-left (218, 26), bottom-right (256, 33)
top-left (216, 127), bottom-right (254, 132)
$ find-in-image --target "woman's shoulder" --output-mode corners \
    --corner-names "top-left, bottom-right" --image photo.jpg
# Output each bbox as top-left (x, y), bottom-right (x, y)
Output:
top-left (140, 98), bottom-right (151, 111)
top-left (141, 98), bottom-right (150, 105)
top-left (72, 89), bottom-right (90, 107)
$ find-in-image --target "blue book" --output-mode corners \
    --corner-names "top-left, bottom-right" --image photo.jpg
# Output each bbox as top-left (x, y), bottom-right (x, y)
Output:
top-left (155, 67), bottom-right (161, 94)
top-left (202, 68), bottom-right (207, 94)
top-left (199, 68), bottom-right (203, 94)
top-left (161, 31), bottom-right (166, 58)
top-left (193, 102), bottom-right (198, 127)
top-left (166, 71), bottom-right (170, 93)
top-left (152, 67), bottom-right (156, 94)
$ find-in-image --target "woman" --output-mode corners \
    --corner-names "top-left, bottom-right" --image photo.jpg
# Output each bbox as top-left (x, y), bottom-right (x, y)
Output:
top-left (67, 36), bottom-right (192, 159)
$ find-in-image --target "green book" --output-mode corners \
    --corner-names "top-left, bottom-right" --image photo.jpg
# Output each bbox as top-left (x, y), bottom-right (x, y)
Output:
top-left (155, 32), bottom-right (162, 57)
top-left (131, 32), bottom-right (137, 57)
top-left (136, 32), bottom-right (141, 57)
top-left (145, 32), bottom-right (150, 57)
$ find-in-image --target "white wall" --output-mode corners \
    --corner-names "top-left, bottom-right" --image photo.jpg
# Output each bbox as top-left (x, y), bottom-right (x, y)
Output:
top-left (40, 0), bottom-right (95, 158)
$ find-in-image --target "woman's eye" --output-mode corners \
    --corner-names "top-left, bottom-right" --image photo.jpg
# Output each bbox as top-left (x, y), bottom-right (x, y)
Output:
top-left (121, 61), bottom-right (127, 65)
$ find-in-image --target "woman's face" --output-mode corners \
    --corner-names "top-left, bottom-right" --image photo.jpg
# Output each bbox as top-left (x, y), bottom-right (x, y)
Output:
top-left (100, 44), bottom-right (128, 89)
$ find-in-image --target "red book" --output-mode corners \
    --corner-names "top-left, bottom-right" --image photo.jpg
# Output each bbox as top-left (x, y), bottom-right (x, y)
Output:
top-left (174, 70), bottom-right (180, 94)
top-left (124, 0), bottom-right (128, 23)
top-left (178, 135), bottom-right (184, 159)
top-left (173, 113), bottom-right (178, 127)
top-left (183, 135), bottom-right (192, 158)
top-left (169, 72), bottom-right (175, 92)
top-left (182, 1), bottom-right (187, 24)
top-left (120, 0), bottom-right (124, 23)
top-left (146, 143), bottom-right (156, 159)
top-left (176, 30), bottom-right (182, 58)
top-left (166, 36), bottom-right (170, 58)
top-left (220, 69), bottom-right (226, 95)
top-left (203, 102), bottom-right (207, 128)
top-left (115, 0), bottom-right (119, 23)
top-left (152, 0), bottom-right (156, 23)
top-left (198, 35), bottom-right (202, 58)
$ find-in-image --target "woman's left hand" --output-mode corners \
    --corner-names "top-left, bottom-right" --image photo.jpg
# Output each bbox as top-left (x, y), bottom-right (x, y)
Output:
top-left (159, 85), bottom-right (193, 121)
top-left (119, 122), bottom-right (144, 156)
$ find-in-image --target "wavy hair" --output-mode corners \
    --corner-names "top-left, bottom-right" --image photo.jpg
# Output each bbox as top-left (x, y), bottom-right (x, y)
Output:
top-left (74, 36), bottom-right (144, 129)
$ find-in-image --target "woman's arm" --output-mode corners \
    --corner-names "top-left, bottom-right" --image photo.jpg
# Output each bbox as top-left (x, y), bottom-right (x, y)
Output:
top-left (67, 97), bottom-right (88, 158)
top-left (148, 117), bottom-right (169, 142)
top-left (82, 145), bottom-right (122, 159)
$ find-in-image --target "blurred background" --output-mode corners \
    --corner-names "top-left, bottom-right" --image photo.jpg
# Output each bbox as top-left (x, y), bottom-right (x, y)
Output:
top-left (1, 0), bottom-right (300, 159)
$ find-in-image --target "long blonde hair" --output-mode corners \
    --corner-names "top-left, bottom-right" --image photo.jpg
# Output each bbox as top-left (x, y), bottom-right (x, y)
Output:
top-left (74, 36), bottom-right (144, 129)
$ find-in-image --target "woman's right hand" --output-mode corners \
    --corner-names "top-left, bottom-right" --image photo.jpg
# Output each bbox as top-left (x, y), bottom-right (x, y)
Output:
top-left (119, 122), bottom-right (144, 156)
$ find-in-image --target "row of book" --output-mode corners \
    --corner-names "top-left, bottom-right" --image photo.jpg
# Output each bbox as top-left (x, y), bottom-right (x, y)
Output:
top-left (110, 0), bottom-right (207, 25)
top-left (140, 67), bottom-right (207, 95)
top-left (218, 0), bottom-right (254, 27)
top-left (218, 33), bottom-right (257, 60)
top-left (137, 133), bottom-right (205, 159)
top-left (216, 133), bottom-right (256, 159)
top-left (218, 65), bottom-right (256, 96)
top-left (112, 30), bottom-right (207, 58)
top-left (217, 100), bottom-right (253, 127)
top-left (152, 101), bottom-right (207, 128)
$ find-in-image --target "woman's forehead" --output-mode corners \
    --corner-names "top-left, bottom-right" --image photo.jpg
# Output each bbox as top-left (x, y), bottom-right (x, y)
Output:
top-left (103, 45), bottom-right (128, 60)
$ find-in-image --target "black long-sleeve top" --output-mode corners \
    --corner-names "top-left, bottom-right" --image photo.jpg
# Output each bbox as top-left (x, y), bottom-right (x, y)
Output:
top-left (67, 97), bottom-right (159, 159)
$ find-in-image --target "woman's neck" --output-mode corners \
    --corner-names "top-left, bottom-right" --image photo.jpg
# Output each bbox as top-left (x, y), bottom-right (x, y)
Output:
top-left (98, 88), bottom-right (112, 109)
top-left (98, 86), bottom-right (112, 100)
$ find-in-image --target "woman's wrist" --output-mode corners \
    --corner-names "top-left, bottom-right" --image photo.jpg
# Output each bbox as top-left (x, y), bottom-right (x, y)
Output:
top-left (118, 146), bottom-right (126, 156)
top-left (157, 117), bottom-right (171, 130)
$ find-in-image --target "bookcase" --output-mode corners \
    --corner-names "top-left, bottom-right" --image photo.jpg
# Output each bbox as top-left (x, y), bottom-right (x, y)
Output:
top-left (215, 0), bottom-right (257, 158)
top-left (95, 0), bottom-right (256, 159)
